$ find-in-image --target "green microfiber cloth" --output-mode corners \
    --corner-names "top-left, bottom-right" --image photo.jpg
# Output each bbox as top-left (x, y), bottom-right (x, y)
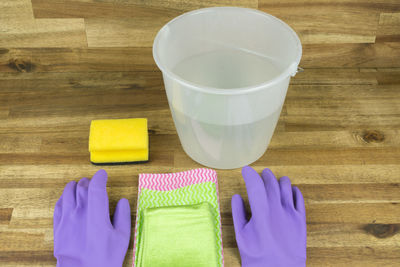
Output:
top-left (138, 203), bottom-right (218, 267)
top-left (135, 182), bottom-right (223, 266)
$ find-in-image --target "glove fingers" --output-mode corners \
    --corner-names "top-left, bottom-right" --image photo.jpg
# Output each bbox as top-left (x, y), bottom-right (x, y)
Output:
top-left (61, 181), bottom-right (77, 213)
top-left (88, 169), bottom-right (111, 225)
top-left (89, 169), bottom-right (108, 189)
top-left (76, 177), bottom-right (89, 208)
top-left (113, 198), bottom-right (131, 236)
top-left (231, 194), bottom-right (248, 230)
top-left (261, 168), bottom-right (280, 201)
top-left (242, 166), bottom-right (268, 221)
top-left (53, 195), bottom-right (63, 231)
top-left (279, 176), bottom-right (294, 209)
top-left (292, 186), bottom-right (306, 215)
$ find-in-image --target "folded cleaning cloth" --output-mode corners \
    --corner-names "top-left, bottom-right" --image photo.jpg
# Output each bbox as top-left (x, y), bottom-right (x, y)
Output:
top-left (138, 203), bottom-right (218, 267)
top-left (139, 168), bottom-right (217, 192)
top-left (133, 169), bottom-right (223, 267)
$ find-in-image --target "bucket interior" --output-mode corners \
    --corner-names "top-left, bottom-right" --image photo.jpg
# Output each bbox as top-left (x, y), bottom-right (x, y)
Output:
top-left (153, 7), bottom-right (302, 89)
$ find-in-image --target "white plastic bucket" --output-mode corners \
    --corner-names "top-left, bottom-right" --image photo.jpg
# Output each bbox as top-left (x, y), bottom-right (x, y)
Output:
top-left (153, 7), bottom-right (302, 169)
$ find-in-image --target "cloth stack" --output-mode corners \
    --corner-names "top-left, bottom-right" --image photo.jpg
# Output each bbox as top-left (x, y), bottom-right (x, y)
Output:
top-left (133, 168), bottom-right (224, 267)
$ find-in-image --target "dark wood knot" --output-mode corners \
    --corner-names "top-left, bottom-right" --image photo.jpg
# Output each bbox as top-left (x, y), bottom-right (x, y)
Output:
top-left (8, 58), bottom-right (35, 73)
top-left (362, 130), bottom-right (384, 143)
top-left (363, 224), bottom-right (399, 238)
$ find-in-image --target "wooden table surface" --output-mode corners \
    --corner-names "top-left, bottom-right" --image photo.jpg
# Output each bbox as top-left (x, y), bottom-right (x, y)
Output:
top-left (1, 1), bottom-right (400, 266)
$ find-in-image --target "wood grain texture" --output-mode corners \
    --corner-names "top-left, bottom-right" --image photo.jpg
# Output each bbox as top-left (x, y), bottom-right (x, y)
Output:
top-left (85, 17), bottom-right (173, 47)
top-left (259, 0), bottom-right (381, 44)
top-left (0, 0), bottom-right (35, 19)
top-left (377, 12), bottom-right (400, 42)
top-left (0, 19), bottom-right (87, 48)
top-left (31, 0), bottom-right (258, 18)
top-left (0, 1), bottom-right (86, 47)
top-left (0, 0), bottom-right (400, 266)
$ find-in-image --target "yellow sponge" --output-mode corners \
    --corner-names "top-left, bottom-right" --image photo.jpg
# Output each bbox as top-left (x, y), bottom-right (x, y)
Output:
top-left (89, 118), bottom-right (149, 164)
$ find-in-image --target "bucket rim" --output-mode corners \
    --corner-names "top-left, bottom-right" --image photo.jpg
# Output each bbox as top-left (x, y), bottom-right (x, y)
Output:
top-left (152, 6), bottom-right (302, 95)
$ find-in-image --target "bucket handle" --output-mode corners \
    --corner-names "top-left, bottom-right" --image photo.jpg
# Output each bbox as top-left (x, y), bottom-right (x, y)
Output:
top-left (289, 61), bottom-right (304, 77)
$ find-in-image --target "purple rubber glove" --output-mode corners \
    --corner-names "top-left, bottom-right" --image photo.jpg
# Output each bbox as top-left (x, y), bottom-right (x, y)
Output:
top-left (53, 169), bottom-right (131, 267)
top-left (232, 166), bottom-right (307, 267)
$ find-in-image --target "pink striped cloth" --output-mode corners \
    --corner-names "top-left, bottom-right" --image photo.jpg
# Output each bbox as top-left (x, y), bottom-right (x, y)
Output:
top-left (139, 168), bottom-right (218, 192)
top-left (132, 168), bottom-right (224, 267)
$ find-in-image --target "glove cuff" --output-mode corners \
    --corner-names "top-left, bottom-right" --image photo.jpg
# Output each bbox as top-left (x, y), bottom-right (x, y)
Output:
top-left (241, 257), bottom-right (306, 267)
top-left (56, 257), bottom-right (83, 267)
